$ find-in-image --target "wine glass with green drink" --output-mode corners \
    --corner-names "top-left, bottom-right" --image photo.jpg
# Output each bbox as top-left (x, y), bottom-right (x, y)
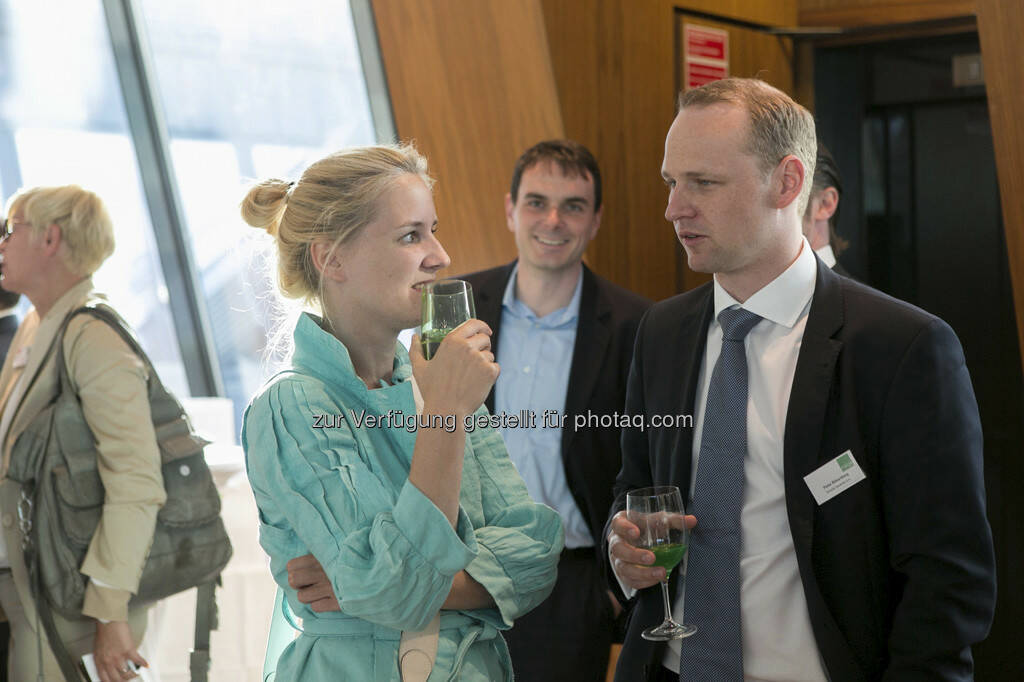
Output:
top-left (420, 279), bottom-right (476, 360)
top-left (626, 485), bottom-right (696, 641)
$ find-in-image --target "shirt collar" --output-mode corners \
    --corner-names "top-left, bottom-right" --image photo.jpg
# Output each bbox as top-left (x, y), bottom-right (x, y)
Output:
top-left (290, 312), bottom-right (412, 390)
top-left (815, 244), bottom-right (837, 269)
top-left (501, 262), bottom-right (583, 328)
top-left (713, 237), bottom-right (817, 329)
top-left (38, 277), bottom-right (98, 325)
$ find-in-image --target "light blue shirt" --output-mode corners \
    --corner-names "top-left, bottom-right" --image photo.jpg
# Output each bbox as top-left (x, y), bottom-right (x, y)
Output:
top-left (495, 265), bottom-right (594, 548)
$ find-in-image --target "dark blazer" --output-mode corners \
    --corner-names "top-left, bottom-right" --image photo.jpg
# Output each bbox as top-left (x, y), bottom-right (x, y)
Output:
top-left (0, 313), bottom-right (18, 363)
top-left (462, 262), bottom-right (650, 548)
top-left (606, 259), bottom-right (996, 681)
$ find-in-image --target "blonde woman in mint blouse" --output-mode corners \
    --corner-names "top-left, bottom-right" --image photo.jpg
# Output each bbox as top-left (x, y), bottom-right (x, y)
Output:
top-left (240, 144), bottom-right (564, 681)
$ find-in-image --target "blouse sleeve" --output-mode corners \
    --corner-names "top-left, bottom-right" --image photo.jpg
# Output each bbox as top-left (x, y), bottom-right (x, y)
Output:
top-left (243, 377), bottom-right (478, 632)
top-left (461, 407), bottom-right (564, 629)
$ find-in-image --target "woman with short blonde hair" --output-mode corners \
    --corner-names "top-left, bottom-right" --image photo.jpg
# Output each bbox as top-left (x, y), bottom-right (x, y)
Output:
top-left (0, 185), bottom-right (164, 681)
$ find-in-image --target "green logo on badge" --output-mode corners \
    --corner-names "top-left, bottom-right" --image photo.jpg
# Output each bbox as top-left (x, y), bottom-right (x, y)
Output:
top-left (837, 453), bottom-right (853, 471)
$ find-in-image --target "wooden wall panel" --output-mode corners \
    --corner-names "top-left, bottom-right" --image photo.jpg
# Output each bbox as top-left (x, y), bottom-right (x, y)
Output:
top-left (977, 0), bottom-right (1024, 358)
top-left (540, 0), bottom-right (678, 301)
top-left (543, 0), bottom-right (798, 300)
top-left (371, 0), bottom-right (564, 275)
top-left (800, 0), bottom-right (976, 26)
top-left (674, 0), bottom-right (797, 27)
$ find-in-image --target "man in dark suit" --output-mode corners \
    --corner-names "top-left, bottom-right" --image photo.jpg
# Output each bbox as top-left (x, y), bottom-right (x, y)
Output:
top-left (462, 140), bottom-right (649, 682)
top-left (802, 142), bottom-right (851, 276)
top-left (606, 78), bottom-right (995, 681)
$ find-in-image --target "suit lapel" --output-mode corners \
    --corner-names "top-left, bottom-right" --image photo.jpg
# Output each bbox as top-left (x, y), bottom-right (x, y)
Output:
top-left (663, 285), bottom-right (713, 596)
top-left (666, 286), bottom-right (714, 495)
top-left (472, 263), bottom-right (514, 414)
top-left (561, 267), bottom-right (608, 455)
top-left (783, 261), bottom-right (844, 552)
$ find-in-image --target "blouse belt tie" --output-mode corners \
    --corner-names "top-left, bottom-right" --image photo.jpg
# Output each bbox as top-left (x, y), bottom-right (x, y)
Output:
top-left (295, 611), bottom-right (501, 644)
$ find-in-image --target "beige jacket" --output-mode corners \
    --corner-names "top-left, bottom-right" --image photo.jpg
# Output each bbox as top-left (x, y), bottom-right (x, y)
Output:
top-left (0, 278), bottom-right (166, 622)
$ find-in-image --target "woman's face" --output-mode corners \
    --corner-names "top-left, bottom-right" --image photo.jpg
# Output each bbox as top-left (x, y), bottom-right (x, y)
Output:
top-left (333, 174), bottom-right (450, 333)
top-left (0, 210), bottom-right (44, 295)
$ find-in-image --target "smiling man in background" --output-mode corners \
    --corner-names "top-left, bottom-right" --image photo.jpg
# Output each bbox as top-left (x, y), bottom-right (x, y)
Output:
top-left (462, 140), bottom-right (649, 682)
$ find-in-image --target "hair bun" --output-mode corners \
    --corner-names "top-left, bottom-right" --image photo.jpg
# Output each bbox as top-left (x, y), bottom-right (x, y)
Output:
top-left (240, 178), bottom-right (292, 237)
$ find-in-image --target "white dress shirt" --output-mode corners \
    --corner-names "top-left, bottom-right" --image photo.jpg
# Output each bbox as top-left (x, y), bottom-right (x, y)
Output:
top-left (663, 238), bottom-right (829, 681)
top-left (814, 244), bottom-right (836, 269)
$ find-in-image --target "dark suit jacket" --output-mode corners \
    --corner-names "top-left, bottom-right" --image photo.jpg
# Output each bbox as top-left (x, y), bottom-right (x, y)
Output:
top-left (0, 313), bottom-right (18, 363)
top-left (606, 259), bottom-right (996, 681)
top-left (462, 262), bottom-right (650, 550)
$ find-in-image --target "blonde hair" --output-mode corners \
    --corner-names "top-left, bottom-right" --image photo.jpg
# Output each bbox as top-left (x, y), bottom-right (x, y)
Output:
top-left (678, 78), bottom-right (817, 215)
top-left (241, 143), bottom-right (433, 307)
top-left (4, 185), bottom-right (115, 276)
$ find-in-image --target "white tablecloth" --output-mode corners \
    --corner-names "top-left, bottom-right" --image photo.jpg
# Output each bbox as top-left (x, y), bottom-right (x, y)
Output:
top-left (145, 459), bottom-right (278, 682)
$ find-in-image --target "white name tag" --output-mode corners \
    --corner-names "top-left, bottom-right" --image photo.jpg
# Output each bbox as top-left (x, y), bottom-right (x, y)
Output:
top-left (11, 346), bottom-right (29, 369)
top-left (803, 449), bottom-right (866, 505)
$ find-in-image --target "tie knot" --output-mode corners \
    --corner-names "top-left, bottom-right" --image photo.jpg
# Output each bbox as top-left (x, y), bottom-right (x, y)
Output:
top-left (717, 307), bottom-right (761, 341)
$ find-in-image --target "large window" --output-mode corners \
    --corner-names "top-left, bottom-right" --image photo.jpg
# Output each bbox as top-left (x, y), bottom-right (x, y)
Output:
top-left (0, 0), bottom-right (386, 440)
top-left (0, 0), bottom-right (188, 394)
top-left (137, 0), bottom-right (378, 434)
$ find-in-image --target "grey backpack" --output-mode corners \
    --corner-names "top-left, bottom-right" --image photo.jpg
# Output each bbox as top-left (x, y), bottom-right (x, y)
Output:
top-left (5, 302), bottom-right (233, 681)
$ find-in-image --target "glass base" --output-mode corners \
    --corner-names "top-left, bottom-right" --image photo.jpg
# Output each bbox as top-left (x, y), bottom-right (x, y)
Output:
top-left (641, 621), bottom-right (697, 641)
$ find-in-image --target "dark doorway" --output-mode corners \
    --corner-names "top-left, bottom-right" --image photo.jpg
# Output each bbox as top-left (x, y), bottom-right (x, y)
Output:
top-left (815, 34), bottom-right (1024, 680)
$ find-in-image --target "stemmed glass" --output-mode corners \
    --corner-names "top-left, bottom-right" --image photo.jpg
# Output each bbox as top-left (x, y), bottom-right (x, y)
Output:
top-left (626, 485), bottom-right (697, 641)
top-left (420, 279), bottom-right (475, 360)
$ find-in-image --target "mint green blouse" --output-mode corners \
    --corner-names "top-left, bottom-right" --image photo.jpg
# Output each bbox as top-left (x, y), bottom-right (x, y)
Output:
top-left (242, 314), bottom-right (564, 681)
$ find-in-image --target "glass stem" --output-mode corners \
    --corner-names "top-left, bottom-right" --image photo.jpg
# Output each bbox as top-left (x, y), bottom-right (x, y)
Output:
top-left (659, 579), bottom-right (674, 623)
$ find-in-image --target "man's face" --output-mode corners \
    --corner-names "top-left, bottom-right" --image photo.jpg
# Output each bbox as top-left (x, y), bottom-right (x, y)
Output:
top-left (506, 162), bottom-right (601, 275)
top-left (662, 103), bottom-right (790, 288)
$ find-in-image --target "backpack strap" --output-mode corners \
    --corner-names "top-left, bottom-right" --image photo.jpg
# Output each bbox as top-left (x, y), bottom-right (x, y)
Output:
top-left (26, 532), bottom-right (85, 680)
top-left (190, 580), bottom-right (220, 682)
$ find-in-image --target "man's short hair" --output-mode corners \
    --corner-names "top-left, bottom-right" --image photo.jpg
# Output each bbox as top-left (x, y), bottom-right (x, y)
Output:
top-left (509, 140), bottom-right (602, 211)
top-left (806, 142), bottom-right (849, 255)
top-left (678, 78), bottom-right (817, 215)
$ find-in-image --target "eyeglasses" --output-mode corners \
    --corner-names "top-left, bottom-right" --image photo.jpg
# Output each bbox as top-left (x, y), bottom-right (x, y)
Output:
top-left (1, 218), bottom-right (30, 240)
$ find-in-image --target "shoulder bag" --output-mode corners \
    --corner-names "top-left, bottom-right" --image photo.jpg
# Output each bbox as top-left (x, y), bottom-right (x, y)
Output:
top-left (5, 303), bottom-right (233, 681)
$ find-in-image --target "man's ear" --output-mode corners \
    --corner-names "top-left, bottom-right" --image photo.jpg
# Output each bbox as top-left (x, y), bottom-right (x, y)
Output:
top-left (505, 193), bottom-right (516, 232)
top-left (815, 187), bottom-right (839, 221)
top-left (309, 240), bottom-right (346, 283)
top-left (774, 155), bottom-right (805, 210)
top-left (588, 206), bottom-right (603, 240)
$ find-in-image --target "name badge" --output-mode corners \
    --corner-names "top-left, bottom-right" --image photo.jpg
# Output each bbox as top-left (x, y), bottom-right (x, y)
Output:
top-left (803, 450), bottom-right (866, 505)
top-left (11, 346), bottom-right (29, 369)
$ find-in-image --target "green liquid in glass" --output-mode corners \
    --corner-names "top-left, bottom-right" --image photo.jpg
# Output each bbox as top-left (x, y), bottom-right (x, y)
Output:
top-left (421, 327), bottom-right (455, 360)
top-left (648, 542), bottom-right (687, 573)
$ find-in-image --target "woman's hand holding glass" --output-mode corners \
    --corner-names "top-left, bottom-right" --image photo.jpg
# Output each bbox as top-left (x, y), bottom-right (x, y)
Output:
top-left (410, 319), bottom-right (498, 419)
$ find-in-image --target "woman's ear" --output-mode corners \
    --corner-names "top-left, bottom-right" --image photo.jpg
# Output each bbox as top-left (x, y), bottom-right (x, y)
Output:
top-left (310, 240), bottom-right (346, 283)
top-left (42, 223), bottom-right (62, 256)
